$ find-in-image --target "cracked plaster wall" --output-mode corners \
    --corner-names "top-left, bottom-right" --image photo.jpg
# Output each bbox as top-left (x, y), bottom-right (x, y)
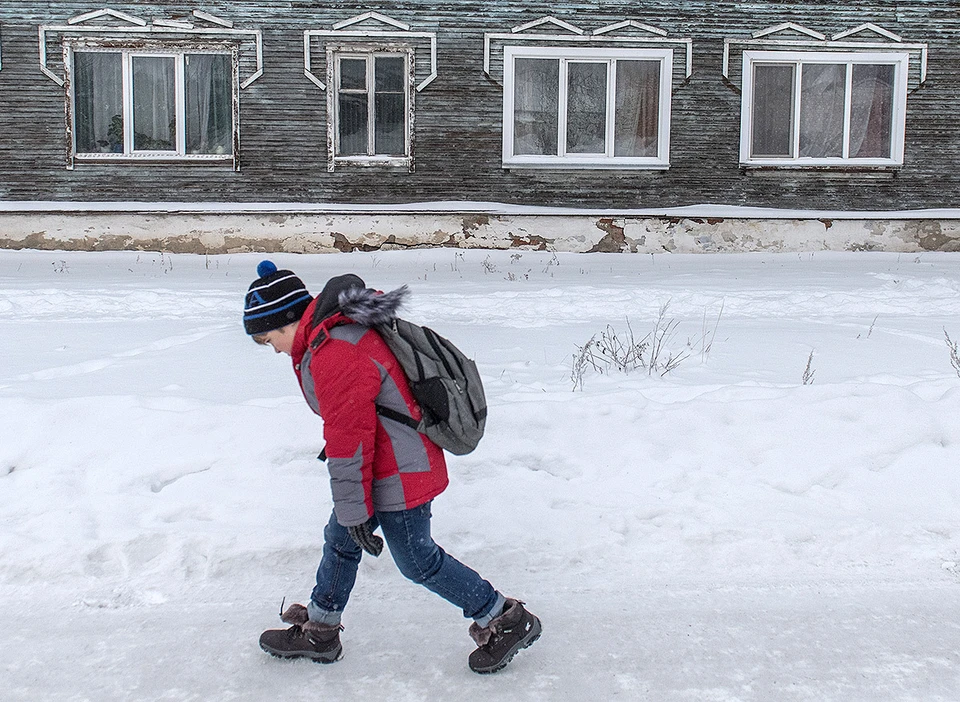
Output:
top-left (1, 213), bottom-right (959, 253)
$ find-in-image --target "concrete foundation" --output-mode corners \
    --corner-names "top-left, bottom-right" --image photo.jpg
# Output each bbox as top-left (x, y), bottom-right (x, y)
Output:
top-left (2, 206), bottom-right (960, 254)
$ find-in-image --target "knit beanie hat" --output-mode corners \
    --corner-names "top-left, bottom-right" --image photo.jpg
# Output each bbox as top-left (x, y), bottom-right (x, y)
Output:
top-left (243, 260), bottom-right (313, 335)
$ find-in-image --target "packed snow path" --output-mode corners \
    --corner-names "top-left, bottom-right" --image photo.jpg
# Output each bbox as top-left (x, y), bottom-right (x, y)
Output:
top-left (2, 249), bottom-right (960, 701)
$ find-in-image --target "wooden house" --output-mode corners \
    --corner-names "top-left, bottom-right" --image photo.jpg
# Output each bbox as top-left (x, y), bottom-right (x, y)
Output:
top-left (0, 1), bottom-right (958, 253)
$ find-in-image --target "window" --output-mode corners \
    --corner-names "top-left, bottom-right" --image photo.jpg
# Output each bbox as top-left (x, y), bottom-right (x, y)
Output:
top-left (502, 46), bottom-right (672, 168)
top-left (331, 51), bottom-right (411, 166)
top-left (741, 51), bottom-right (908, 166)
top-left (68, 46), bottom-right (235, 162)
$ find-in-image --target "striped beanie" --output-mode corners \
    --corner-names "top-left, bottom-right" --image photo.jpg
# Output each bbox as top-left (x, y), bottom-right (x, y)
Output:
top-left (243, 260), bottom-right (313, 335)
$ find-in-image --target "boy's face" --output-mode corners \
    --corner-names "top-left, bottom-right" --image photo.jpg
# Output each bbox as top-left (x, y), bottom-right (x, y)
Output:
top-left (257, 322), bottom-right (299, 356)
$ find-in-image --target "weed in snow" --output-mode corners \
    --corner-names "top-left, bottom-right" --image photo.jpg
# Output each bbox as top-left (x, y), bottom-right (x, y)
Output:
top-left (802, 351), bottom-right (816, 385)
top-left (571, 302), bottom-right (721, 390)
top-left (857, 315), bottom-right (879, 340)
top-left (944, 329), bottom-right (960, 379)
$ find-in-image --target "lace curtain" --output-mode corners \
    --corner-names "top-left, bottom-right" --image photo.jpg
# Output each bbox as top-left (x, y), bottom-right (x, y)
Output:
top-left (185, 54), bottom-right (232, 155)
top-left (513, 58), bottom-right (661, 158)
top-left (74, 52), bottom-right (123, 154)
top-left (752, 61), bottom-right (894, 159)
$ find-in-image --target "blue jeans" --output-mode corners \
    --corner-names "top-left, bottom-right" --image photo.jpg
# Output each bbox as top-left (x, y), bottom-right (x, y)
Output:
top-left (308, 501), bottom-right (504, 627)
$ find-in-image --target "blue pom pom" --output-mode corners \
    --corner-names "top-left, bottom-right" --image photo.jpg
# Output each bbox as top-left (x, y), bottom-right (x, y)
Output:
top-left (257, 260), bottom-right (278, 277)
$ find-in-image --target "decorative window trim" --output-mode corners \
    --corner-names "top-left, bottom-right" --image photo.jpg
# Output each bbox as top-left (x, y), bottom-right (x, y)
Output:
top-left (483, 16), bottom-right (692, 85)
top-left (39, 8), bottom-right (263, 88)
top-left (722, 22), bottom-right (927, 90)
top-left (325, 44), bottom-right (415, 173)
top-left (304, 12), bottom-right (434, 172)
top-left (39, 8), bottom-right (260, 171)
top-left (739, 49), bottom-right (909, 167)
top-left (487, 17), bottom-right (686, 170)
top-left (502, 45), bottom-right (673, 169)
top-left (303, 12), bottom-right (437, 92)
top-left (725, 23), bottom-right (923, 170)
top-left (64, 40), bottom-right (240, 168)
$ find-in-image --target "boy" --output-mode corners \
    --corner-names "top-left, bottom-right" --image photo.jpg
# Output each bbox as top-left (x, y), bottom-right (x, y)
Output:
top-left (244, 260), bottom-right (541, 674)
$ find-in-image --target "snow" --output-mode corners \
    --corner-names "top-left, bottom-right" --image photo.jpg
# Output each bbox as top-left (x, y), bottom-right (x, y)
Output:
top-left (2, 248), bottom-right (960, 701)
top-left (4, 198), bottom-right (960, 218)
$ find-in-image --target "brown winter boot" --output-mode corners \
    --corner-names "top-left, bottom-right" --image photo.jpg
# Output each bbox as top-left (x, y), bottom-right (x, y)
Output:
top-left (259, 603), bottom-right (343, 663)
top-left (468, 598), bottom-right (541, 673)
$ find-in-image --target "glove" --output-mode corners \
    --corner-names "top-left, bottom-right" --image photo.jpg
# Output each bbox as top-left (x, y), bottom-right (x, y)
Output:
top-left (347, 520), bottom-right (384, 557)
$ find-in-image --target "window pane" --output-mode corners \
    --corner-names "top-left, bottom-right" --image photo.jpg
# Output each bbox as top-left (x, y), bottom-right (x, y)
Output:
top-left (339, 59), bottom-right (366, 91)
top-left (614, 60), bottom-right (660, 157)
top-left (850, 64), bottom-right (894, 158)
top-left (185, 54), bottom-right (232, 155)
top-left (798, 64), bottom-right (844, 158)
top-left (513, 58), bottom-right (559, 156)
top-left (374, 94), bottom-right (405, 155)
top-left (751, 63), bottom-right (794, 158)
top-left (74, 52), bottom-right (123, 154)
top-left (375, 56), bottom-right (404, 92)
top-left (566, 62), bottom-right (607, 154)
top-left (374, 57), bottom-right (405, 155)
top-left (132, 56), bottom-right (176, 151)
top-left (338, 93), bottom-right (368, 155)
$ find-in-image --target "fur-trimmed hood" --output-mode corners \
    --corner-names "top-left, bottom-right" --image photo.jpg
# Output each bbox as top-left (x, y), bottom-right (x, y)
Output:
top-left (338, 285), bottom-right (408, 326)
top-left (310, 273), bottom-right (408, 327)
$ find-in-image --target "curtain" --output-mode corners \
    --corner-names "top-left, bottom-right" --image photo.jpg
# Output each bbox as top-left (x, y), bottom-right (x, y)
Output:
top-left (751, 63), bottom-right (795, 158)
top-left (185, 54), bottom-right (232, 155)
top-left (132, 56), bottom-right (175, 151)
top-left (614, 60), bottom-right (660, 158)
top-left (798, 63), bottom-right (845, 158)
top-left (513, 58), bottom-right (560, 156)
top-left (849, 64), bottom-right (894, 159)
top-left (74, 52), bottom-right (122, 154)
top-left (566, 62), bottom-right (607, 154)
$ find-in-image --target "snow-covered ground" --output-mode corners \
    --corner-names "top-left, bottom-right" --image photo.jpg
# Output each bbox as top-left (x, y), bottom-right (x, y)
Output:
top-left (2, 248), bottom-right (960, 701)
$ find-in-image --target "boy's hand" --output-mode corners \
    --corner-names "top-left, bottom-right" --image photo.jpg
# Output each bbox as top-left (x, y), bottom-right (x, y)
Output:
top-left (348, 520), bottom-right (384, 557)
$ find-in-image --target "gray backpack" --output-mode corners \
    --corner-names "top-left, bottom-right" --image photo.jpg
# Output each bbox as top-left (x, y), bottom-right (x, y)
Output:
top-left (374, 318), bottom-right (487, 455)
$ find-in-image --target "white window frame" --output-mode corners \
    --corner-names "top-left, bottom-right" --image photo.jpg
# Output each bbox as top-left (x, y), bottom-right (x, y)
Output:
top-left (740, 50), bottom-right (909, 167)
top-left (327, 47), bottom-right (413, 171)
top-left (502, 45), bottom-right (673, 170)
top-left (66, 43), bottom-right (237, 164)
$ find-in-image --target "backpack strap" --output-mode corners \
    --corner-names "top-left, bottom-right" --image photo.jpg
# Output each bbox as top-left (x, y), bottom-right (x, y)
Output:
top-left (308, 313), bottom-right (419, 430)
top-left (308, 311), bottom-right (351, 350)
top-left (375, 404), bottom-right (419, 430)
top-left (309, 325), bottom-right (329, 349)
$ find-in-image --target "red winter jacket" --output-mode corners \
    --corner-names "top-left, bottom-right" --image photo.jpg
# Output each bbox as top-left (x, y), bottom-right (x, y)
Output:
top-left (290, 286), bottom-right (448, 527)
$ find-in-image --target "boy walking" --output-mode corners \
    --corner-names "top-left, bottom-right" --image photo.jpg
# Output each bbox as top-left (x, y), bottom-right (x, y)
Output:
top-left (244, 261), bottom-right (541, 673)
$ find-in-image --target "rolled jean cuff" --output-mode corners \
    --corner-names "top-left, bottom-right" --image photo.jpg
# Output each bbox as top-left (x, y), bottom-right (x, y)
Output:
top-left (307, 599), bottom-right (343, 626)
top-left (473, 592), bottom-right (506, 628)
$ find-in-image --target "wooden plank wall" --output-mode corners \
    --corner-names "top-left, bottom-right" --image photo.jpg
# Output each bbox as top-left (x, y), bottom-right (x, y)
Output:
top-left (0, 0), bottom-right (956, 211)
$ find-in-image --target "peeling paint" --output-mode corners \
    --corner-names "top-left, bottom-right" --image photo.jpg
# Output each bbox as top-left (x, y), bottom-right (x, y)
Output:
top-left (461, 215), bottom-right (489, 232)
top-left (914, 221), bottom-right (959, 251)
top-left (589, 218), bottom-right (627, 253)
top-left (3, 213), bottom-right (960, 254)
top-left (846, 241), bottom-right (881, 252)
top-left (508, 233), bottom-right (550, 250)
top-left (331, 232), bottom-right (382, 253)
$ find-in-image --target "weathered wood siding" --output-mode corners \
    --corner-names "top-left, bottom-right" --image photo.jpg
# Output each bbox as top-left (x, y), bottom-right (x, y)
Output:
top-left (0, 1), bottom-right (957, 211)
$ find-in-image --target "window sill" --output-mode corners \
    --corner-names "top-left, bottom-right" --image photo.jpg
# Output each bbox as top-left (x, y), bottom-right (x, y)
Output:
top-left (503, 160), bottom-right (669, 171)
top-left (330, 156), bottom-right (413, 172)
top-left (74, 153), bottom-right (234, 163)
top-left (740, 161), bottom-right (902, 171)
